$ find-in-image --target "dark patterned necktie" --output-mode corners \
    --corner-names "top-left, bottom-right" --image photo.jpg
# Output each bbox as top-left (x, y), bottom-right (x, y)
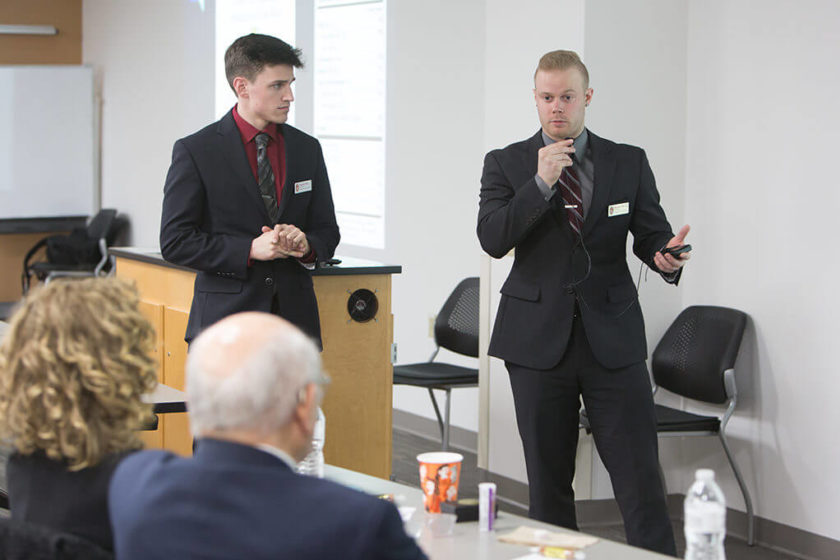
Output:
top-left (255, 133), bottom-right (279, 223)
top-left (559, 163), bottom-right (583, 235)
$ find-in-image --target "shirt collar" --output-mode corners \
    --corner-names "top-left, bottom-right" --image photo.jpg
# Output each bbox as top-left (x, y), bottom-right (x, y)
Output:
top-left (542, 128), bottom-right (589, 162)
top-left (254, 443), bottom-right (299, 471)
top-left (232, 104), bottom-right (280, 144)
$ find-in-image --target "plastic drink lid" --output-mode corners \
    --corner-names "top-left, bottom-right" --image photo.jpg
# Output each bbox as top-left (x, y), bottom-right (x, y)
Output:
top-left (695, 468), bottom-right (715, 481)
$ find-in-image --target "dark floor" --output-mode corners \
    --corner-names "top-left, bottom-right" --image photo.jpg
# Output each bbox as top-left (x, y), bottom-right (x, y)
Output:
top-left (393, 428), bottom-right (802, 560)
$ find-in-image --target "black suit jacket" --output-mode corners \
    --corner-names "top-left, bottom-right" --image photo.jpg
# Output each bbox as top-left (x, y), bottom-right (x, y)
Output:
top-left (478, 129), bottom-right (676, 370)
top-left (109, 439), bottom-right (427, 560)
top-left (160, 110), bottom-right (340, 344)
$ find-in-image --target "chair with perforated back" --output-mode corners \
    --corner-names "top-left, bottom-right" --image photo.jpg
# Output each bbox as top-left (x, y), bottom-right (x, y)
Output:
top-left (21, 209), bottom-right (128, 294)
top-left (393, 277), bottom-right (479, 450)
top-left (651, 305), bottom-right (753, 545)
top-left (579, 305), bottom-right (753, 544)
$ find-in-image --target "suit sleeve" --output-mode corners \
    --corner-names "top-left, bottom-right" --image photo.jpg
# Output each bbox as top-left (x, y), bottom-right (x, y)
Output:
top-left (629, 149), bottom-right (681, 283)
top-left (477, 150), bottom-right (554, 258)
top-left (159, 139), bottom-right (253, 279)
top-left (303, 141), bottom-right (340, 262)
top-left (372, 501), bottom-right (428, 560)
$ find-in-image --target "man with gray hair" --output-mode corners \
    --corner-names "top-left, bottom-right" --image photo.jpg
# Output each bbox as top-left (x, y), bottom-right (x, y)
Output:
top-left (108, 312), bottom-right (427, 560)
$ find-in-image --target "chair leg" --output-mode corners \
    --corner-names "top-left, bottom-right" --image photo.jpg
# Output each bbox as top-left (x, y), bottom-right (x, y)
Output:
top-left (427, 388), bottom-right (445, 444)
top-left (719, 431), bottom-right (755, 546)
top-left (442, 388), bottom-right (452, 451)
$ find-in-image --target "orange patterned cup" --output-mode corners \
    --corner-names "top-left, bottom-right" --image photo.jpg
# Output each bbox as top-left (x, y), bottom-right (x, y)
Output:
top-left (417, 452), bottom-right (463, 513)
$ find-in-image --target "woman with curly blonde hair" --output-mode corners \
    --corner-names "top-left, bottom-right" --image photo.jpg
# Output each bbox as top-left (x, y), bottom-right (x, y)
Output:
top-left (0, 277), bottom-right (158, 551)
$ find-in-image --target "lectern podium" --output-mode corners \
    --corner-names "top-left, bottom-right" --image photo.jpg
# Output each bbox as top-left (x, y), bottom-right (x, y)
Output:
top-left (112, 248), bottom-right (400, 479)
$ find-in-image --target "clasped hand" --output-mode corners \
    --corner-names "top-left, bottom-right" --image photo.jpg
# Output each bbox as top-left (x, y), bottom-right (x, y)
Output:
top-left (250, 224), bottom-right (310, 261)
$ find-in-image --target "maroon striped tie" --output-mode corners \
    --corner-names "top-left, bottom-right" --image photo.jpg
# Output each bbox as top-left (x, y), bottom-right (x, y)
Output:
top-left (559, 164), bottom-right (583, 235)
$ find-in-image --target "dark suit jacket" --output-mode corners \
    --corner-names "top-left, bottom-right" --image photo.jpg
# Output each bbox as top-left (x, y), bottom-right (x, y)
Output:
top-left (160, 110), bottom-right (340, 344)
top-left (478, 129), bottom-right (676, 370)
top-left (108, 439), bottom-right (427, 560)
top-left (7, 451), bottom-right (132, 552)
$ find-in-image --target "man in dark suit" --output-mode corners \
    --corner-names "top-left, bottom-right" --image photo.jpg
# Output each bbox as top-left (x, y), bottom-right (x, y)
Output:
top-left (477, 50), bottom-right (690, 556)
top-left (160, 34), bottom-right (340, 345)
top-left (109, 312), bottom-right (427, 560)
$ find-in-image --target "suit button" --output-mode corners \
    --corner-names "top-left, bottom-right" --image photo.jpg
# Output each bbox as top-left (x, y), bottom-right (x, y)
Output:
top-left (566, 287), bottom-right (574, 295)
top-left (265, 278), bottom-right (274, 287)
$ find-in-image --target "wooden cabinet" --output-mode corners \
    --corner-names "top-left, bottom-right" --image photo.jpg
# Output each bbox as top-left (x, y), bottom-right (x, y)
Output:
top-left (115, 250), bottom-right (398, 478)
top-left (119, 257), bottom-right (194, 456)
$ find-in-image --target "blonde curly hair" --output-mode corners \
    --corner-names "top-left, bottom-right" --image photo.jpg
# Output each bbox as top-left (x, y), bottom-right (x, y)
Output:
top-left (0, 277), bottom-right (158, 470)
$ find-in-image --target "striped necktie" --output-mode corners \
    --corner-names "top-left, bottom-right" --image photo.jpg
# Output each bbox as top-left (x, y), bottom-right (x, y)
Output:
top-left (559, 163), bottom-right (583, 236)
top-left (255, 132), bottom-right (279, 223)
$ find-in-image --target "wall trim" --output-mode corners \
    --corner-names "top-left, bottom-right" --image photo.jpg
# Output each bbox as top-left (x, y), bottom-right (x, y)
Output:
top-left (392, 409), bottom-right (477, 453)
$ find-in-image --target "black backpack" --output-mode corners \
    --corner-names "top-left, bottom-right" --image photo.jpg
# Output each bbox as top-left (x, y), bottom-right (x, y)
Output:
top-left (21, 209), bottom-right (124, 293)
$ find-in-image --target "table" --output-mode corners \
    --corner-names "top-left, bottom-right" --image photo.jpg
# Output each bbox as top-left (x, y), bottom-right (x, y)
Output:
top-left (143, 383), bottom-right (187, 414)
top-left (325, 465), bottom-right (672, 560)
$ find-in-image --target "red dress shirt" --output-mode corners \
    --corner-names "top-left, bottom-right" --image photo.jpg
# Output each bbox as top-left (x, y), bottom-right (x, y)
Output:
top-left (232, 105), bottom-right (286, 205)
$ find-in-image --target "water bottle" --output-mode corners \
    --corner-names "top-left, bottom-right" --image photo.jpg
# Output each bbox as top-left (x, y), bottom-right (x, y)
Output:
top-left (684, 468), bottom-right (726, 560)
top-left (297, 407), bottom-right (325, 477)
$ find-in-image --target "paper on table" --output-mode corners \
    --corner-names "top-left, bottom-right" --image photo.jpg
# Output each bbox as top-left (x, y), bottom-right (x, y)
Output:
top-left (497, 526), bottom-right (598, 549)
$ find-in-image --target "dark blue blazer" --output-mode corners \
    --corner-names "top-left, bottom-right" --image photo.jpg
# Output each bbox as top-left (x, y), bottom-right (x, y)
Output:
top-left (108, 439), bottom-right (427, 560)
top-left (478, 129), bottom-right (677, 370)
top-left (159, 110), bottom-right (340, 344)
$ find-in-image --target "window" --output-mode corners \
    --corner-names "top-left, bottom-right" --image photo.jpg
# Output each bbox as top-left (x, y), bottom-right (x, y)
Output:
top-left (314, 0), bottom-right (386, 249)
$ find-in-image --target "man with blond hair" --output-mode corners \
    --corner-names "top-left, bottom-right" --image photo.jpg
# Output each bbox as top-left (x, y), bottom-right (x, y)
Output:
top-left (108, 312), bottom-right (426, 560)
top-left (478, 50), bottom-right (689, 555)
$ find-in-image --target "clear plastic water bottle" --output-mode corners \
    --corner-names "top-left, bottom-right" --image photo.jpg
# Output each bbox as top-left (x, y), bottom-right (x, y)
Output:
top-left (297, 407), bottom-right (325, 477)
top-left (684, 468), bottom-right (726, 560)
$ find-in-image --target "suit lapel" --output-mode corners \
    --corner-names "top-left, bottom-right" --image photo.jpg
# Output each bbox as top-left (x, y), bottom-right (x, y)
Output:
top-left (276, 124), bottom-right (294, 219)
top-left (583, 130), bottom-right (615, 237)
top-left (217, 111), bottom-right (273, 224)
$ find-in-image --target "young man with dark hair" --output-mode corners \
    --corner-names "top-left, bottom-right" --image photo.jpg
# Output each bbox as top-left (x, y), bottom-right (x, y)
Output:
top-left (160, 33), bottom-right (339, 345)
top-left (478, 49), bottom-right (690, 556)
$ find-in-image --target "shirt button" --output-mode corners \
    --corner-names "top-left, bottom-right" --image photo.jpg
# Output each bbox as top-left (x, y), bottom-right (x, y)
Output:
top-left (265, 278), bottom-right (274, 287)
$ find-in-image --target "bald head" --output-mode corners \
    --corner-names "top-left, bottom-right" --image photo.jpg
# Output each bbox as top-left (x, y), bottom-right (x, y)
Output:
top-left (186, 312), bottom-right (323, 438)
top-left (190, 313), bottom-right (298, 383)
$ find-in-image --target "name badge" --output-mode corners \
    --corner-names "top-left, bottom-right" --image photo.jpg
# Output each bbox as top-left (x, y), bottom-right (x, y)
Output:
top-left (294, 180), bottom-right (312, 194)
top-left (608, 202), bottom-right (629, 217)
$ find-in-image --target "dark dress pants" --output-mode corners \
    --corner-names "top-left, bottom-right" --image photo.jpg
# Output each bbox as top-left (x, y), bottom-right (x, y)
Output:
top-left (506, 313), bottom-right (677, 557)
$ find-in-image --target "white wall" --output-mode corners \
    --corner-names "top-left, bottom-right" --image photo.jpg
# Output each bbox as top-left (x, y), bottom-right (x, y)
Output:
top-left (368, 0), bottom-right (487, 436)
top-left (583, 0), bottom-right (689, 499)
top-left (682, 0), bottom-right (840, 540)
top-left (83, 0), bottom-right (215, 247)
top-left (482, 0), bottom-right (586, 483)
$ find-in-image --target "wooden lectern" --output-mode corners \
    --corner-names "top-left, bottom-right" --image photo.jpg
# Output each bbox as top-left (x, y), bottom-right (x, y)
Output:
top-left (113, 248), bottom-right (400, 479)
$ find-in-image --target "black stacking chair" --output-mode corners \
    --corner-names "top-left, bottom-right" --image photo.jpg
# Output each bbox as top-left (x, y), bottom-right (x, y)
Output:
top-left (21, 209), bottom-right (127, 294)
top-left (579, 305), bottom-right (753, 544)
top-left (393, 277), bottom-right (479, 450)
top-left (0, 517), bottom-right (113, 560)
top-left (651, 305), bottom-right (753, 545)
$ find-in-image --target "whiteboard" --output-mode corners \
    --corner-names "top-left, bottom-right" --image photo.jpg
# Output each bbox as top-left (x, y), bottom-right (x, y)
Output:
top-left (0, 66), bottom-right (96, 220)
